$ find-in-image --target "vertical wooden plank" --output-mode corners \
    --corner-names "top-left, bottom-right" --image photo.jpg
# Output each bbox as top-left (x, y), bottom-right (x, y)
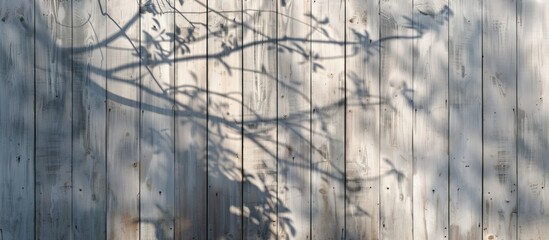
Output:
top-left (345, 0), bottom-right (380, 238)
top-left (310, 0), bottom-right (345, 238)
top-left (482, 0), bottom-right (517, 239)
top-left (517, 0), bottom-right (549, 238)
top-left (139, 1), bottom-right (175, 239)
top-left (379, 0), bottom-right (414, 238)
top-left (242, 0), bottom-right (278, 239)
top-left (34, 0), bottom-right (73, 238)
top-left (207, 0), bottom-right (243, 238)
top-left (72, 0), bottom-right (107, 238)
top-left (412, 1), bottom-right (449, 239)
top-left (106, 0), bottom-right (140, 238)
top-left (0, 0), bottom-right (34, 239)
top-left (277, 0), bottom-right (311, 238)
top-left (174, 0), bottom-right (208, 239)
top-left (448, 0), bottom-right (482, 238)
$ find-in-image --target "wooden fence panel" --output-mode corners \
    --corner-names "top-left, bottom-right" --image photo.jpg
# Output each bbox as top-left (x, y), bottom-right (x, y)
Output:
top-left (72, 0), bottom-right (107, 238)
top-left (0, 0), bottom-right (34, 239)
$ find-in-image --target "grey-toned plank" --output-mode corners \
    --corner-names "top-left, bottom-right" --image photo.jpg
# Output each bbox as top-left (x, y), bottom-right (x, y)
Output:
top-left (207, 0), bottom-right (243, 238)
top-left (105, 0), bottom-right (141, 238)
top-left (174, 0), bottom-right (208, 239)
top-left (412, 1), bottom-right (449, 239)
top-left (242, 0), bottom-right (278, 239)
top-left (276, 0), bottom-right (312, 238)
top-left (139, 1), bottom-right (175, 239)
top-left (517, 0), bottom-right (549, 239)
top-left (310, 0), bottom-right (345, 238)
top-left (72, 0), bottom-right (107, 239)
top-left (448, 0), bottom-right (482, 238)
top-left (482, 0), bottom-right (517, 239)
top-left (35, 0), bottom-right (73, 238)
top-left (345, 0), bottom-right (380, 238)
top-left (379, 0), bottom-right (414, 238)
top-left (0, 0), bottom-right (34, 239)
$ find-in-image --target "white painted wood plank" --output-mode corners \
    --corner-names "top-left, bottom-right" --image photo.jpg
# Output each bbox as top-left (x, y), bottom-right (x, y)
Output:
top-left (0, 0), bottom-right (34, 239)
top-left (448, 0), bottom-right (483, 238)
top-left (345, 0), bottom-right (380, 238)
top-left (310, 0), bottom-right (346, 238)
top-left (106, 0), bottom-right (141, 238)
top-left (34, 0), bottom-right (73, 238)
top-left (517, 0), bottom-right (549, 239)
top-left (139, 1), bottom-right (175, 239)
top-left (412, 1), bottom-right (449, 239)
top-left (72, 0), bottom-right (107, 238)
top-left (482, 0), bottom-right (517, 239)
top-left (174, 0), bottom-right (208, 238)
top-left (276, 0), bottom-right (312, 238)
top-left (207, 0), bottom-right (243, 238)
top-left (379, 0), bottom-right (414, 238)
top-left (242, 0), bottom-right (278, 239)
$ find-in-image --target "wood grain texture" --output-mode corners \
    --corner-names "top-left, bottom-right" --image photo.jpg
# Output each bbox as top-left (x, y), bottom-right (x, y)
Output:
top-left (482, 0), bottom-right (517, 239)
top-left (35, 0), bottom-right (73, 238)
top-left (207, 0), bottom-right (243, 238)
top-left (412, 1), bottom-right (449, 239)
top-left (174, 0), bottom-right (208, 239)
top-left (517, 0), bottom-right (549, 239)
top-left (379, 0), bottom-right (414, 239)
top-left (310, 0), bottom-right (346, 239)
top-left (0, 0), bottom-right (34, 239)
top-left (448, 0), bottom-right (482, 239)
top-left (72, 0), bottom-right (107, 239)
top-left (139, 1), bottom-right (175, 239)
top-left (345, 0), bottom-right (380, 238)
top-left (242, 0), bottom-right (278, 239)
top-left (105, 0), bottom-right (140, 238)
top-left (276, 0), bottom-right (312, 238)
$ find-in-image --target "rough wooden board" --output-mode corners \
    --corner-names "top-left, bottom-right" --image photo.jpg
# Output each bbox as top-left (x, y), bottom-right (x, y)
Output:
top-left (174, 0), bottom-right (208, 239)
top-left (345, 0), bottom-right (381, 238)
top-left (310, 0), bottom-right (346, 239)
top-left (0, 0), bottom-right (34, 239)
top-left (276, 0), bottom-right (312, 238)
top-left (34, 0), bottom-right (73, 238)
top-left (517, 0), bottom-right (549, 239)
top-left (448, 0), bottom-right (483, 238)
top-left (379, 0), bottom-right (414, 239)
top-left (72, 0), bottom-right (107, 238)
top-left (105, 0), bottom-right (141, 238)
top-left (412, 1), bottom-right (449, 239)
top-left (207, 0), bottom-right (243, 238)
top-left (139, 1), bottom-right (175, 239)
top-left (242, 0), bottom-right (278, 239)
top-left (482, 0), bottom-right (517, 239)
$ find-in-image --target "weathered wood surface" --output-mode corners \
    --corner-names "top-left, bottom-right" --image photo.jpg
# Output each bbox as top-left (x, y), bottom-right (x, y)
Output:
top-left (345, 0), bottom-right (380, 238)
top-left (242, 0), bottom-right (278, 239)
top-left (72, 0), bottom-right (107, 238)
top-left (0, 1), bottom-right (34, 240)
top-left (174, 0), bottom-right (208, 239)
top-left (34, 0), bottom-right (73, 239)
top-left (105, 0), bottom-right (141, 239)
top-left (139, 1), bottom-right (175, 239)
top-left (277, 0), bottom-right (312, 239)
top-left (1, 0), bottom-right (549, 239)
top-left (207, 0), bottom-right (243, 238)
top-left (482, 0), bottom-right (518, 239)
top-left (448, 0), bottom-right (482, 238)
top-left (379, 0), bottom-right (414, 239)
top-left (310, 0), bottom-right (346, 239)
top-left (517, 0), bottom-right (549, 239)
top-left (412, 1), bottom-right (449, 239)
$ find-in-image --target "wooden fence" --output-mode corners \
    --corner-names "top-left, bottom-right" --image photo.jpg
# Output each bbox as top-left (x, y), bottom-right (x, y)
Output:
top-left (0, 0), bottom-right (548, 239)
